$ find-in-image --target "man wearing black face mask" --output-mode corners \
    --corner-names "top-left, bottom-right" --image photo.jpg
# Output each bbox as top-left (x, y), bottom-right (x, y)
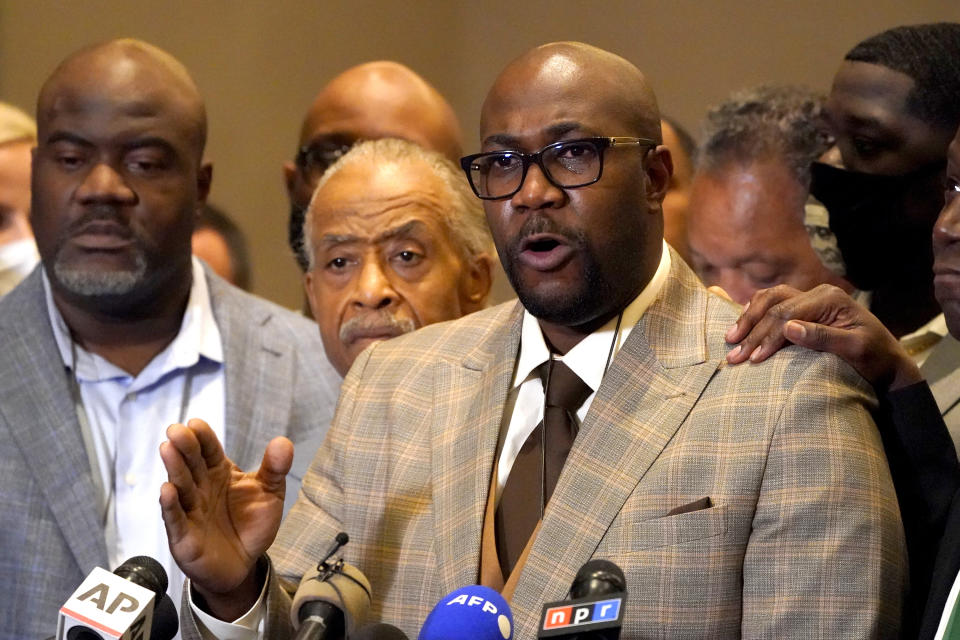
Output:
top-left (809, 22), bottom-right (960, 340)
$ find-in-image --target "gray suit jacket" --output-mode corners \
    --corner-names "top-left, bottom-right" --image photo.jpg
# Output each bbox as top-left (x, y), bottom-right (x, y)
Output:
top-left (196, 254), bottom-right (904, 639)
top-left (0, 266), bottom-right (341, 640)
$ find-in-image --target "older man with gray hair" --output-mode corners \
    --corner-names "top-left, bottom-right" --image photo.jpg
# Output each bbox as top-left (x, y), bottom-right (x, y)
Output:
top-left (0, 101), bottom-right (40, 294)
top-left (686, 85), bottom-right (851, 304)
top-left (302, 137), bottom-right (494, 377)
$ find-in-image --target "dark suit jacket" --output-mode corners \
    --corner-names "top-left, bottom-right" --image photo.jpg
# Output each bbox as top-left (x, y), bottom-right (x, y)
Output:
top-left (0, 266), bottom-right (341, 640)
top-left (881, 382), bottom-right (960, 639)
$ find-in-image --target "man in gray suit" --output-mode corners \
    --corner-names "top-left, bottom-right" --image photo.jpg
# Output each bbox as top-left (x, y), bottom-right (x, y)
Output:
top-left (0, 39), bottom-right (341, 639)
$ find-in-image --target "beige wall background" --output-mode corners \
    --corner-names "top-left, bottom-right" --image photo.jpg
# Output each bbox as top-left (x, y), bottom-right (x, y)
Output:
top-left (2, 0), bottom-right (959, 309)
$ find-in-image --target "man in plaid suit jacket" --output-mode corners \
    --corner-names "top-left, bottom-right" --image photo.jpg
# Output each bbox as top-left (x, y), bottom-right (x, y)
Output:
top-left (163, 42), bottom-right (906, 639)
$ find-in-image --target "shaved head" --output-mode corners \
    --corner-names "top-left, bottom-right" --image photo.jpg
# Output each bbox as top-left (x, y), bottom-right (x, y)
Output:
top-left (481, 42), bottom-right (662, 144)
top-left (300, 61), bottom-right (462, 162)
top-left (285, 60), bottom-right (463, 271)
top-left (37, 38), bottom-right (207, 158)
top-left (31, 38), bottom-right (211, 318)
top-left (477, 41), bottom-right (672, 347)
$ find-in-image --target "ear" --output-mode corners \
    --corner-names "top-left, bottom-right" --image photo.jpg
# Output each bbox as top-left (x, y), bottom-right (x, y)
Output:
top-left (459, 252), bottom-right (494, 314)
top-left (283, 161), bottom-right (297, 199)
top-left (645, 146), bottom-right (673, 211)
top-left (197, 162), bottom-right (213, 205)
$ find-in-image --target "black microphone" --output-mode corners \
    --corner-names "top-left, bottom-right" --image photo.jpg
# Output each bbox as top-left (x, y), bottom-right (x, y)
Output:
top-left (353, 622), bottom-right (410, 639)
top-left (290, 532), bottom-right (372, 640)
top-left (56, 556), bottom-right (179, 640)
top-left (537, 559), bottom-right (627, 639)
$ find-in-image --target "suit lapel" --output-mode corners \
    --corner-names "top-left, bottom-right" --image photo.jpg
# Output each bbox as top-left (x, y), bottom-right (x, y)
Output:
top-left (0, 270), bottom-right (108, 572)
top-left (431, 303), bottom-right (523, 594)
top-left (210, 274), bottom-right (292, 469)
top-left (509, 257), bottom-right (722, 633)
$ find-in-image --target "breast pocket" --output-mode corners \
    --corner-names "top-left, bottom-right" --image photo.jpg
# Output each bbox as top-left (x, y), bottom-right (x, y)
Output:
top-left (623, 503), bottom-right (728, 552)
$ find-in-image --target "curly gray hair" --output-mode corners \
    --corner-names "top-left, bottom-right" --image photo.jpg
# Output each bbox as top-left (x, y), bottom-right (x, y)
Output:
top-left (695, 85), bottom-right (832, 189)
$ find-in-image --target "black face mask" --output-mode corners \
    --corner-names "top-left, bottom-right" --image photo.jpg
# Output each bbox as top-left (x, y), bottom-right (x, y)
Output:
top-left (810, 160), bottom-right (945, 290)
top-left (288, 203), bottom-right (309, 272)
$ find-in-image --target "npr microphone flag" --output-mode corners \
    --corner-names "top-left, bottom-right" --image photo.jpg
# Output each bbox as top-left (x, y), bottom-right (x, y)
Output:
top-left (538, 592), bottom-right (625, 637)
top-left (57, 566), bottom-right (156, 639)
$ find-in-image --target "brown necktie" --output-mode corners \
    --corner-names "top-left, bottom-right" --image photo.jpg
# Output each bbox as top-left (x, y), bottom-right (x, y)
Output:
top-left (495, 359), bottom-right (593, 579)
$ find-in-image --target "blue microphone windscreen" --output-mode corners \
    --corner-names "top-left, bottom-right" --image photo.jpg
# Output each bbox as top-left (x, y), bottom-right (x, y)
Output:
top-left (418, 585), bottom-right (513, 640)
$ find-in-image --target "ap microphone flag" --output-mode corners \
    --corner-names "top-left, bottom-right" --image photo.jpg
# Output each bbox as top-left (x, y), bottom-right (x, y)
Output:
top-left (57, 566), bottom-right (157, 639)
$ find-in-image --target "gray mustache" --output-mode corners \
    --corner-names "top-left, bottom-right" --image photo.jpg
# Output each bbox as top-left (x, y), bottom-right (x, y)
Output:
top-left (339, 311), bottom-right (416, 343)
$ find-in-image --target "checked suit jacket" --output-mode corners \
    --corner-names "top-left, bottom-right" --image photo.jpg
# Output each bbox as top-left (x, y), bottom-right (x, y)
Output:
top-left (188, 253), bottom-right (906, 639)
top-left (0, 265), bottom-right (341, 640)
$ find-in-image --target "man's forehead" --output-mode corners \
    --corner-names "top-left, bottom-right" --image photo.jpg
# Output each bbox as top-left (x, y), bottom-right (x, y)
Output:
top-left (302, 85), bottom-right (422, 143)
top-left (314, 214), bottom-right (443, 249)
top-left (43, 73), bottom-right (188, 120)
top-left (481, 44), bottom-right (656, 139)
top-left (828, 62), bottom-right (916, 123)
top-left (38, 42), bottom-right (206, 150)
top-left (314, 161), bottom-right (447, 218)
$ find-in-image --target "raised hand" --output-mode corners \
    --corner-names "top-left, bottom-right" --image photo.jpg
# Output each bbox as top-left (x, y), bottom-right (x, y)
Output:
top-left (159, 418), bottom-right (294, 619)
top-left (724, 284), bottom-right (923, 393)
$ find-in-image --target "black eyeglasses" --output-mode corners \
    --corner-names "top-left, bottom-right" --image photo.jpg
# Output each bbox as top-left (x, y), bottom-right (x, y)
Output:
top-left (295, 141), bottom-right (353, 184)
top-left (459, 136), bottom-right (658, 200)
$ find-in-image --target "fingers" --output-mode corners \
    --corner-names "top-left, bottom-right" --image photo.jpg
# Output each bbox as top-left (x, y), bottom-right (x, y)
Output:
top-left (726, 300), bottom-right (799, 365)
top-left (725, 284), bottom-right (800, 345)
top-left (158, 481), bottom-right (190, 546)
top-left (189, 417), bottom-right (227, 470)
top-left (783, 320), bottom-right (845, 353)
top-left (256, 437), bottom-right (294, 496)
top-left (159, 435), bottom-right (201, 513)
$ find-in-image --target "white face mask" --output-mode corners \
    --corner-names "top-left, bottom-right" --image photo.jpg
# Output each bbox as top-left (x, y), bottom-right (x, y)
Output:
top-left (0, 237), bottom-right (40, 295)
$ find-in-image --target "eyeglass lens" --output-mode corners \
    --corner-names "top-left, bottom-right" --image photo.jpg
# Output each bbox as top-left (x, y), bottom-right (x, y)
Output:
top-left (470, 139), bottom-right (602, 198)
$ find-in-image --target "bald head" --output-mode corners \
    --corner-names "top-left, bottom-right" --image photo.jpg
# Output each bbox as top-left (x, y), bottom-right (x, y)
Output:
top-left (476, 42), bottom-right (673, 344)
top-left (31, 38), bottom-right (212, 318)
top-left (300, 61), bottom-right (462, 162)
top-left (285, 60), bottom-right (463, 271)
top-left (37, 38), bottom-right (207, 158)
top-left (481, 42), bottom-right (662, 143)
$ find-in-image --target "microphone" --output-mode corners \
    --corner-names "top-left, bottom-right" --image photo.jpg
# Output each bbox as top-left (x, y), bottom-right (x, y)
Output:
top-left (417, 585), bottom-right (513, 640)
top-left (290, 532), bottom-right (372, 639)
top-left (353, 623), bottom-right (410, 639)
top-left (56, 555), bottom-right (179, 640)
top-left (537, 559), bottom-right (627, 639)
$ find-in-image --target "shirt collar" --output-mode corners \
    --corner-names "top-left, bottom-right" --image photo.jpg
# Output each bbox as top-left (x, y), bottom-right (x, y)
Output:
top-left (44, 256), bottom-right (224, 383)
top-left (513, 240), bottom-right (672, 392)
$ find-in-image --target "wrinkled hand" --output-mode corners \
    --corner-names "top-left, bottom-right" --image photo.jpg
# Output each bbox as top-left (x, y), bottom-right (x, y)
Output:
top-left (159, 418), bottom-right (293, 618)
top-left (724, 284), bottom-right (922, 392)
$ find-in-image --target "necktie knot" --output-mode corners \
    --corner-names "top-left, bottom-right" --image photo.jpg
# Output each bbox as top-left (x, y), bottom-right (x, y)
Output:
top-left (544, 359), bottom-right (592, 412)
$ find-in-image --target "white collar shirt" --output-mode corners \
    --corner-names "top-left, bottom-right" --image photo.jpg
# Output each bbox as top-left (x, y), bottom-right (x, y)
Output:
top-left (44, 257), bottom-right (225, 636)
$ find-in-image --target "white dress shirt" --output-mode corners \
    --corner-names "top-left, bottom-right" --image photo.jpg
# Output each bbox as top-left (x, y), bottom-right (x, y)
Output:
top-left (45, 257), bottom-right (225, 638)
top-left (193, 243), bottom-right (672, 639)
